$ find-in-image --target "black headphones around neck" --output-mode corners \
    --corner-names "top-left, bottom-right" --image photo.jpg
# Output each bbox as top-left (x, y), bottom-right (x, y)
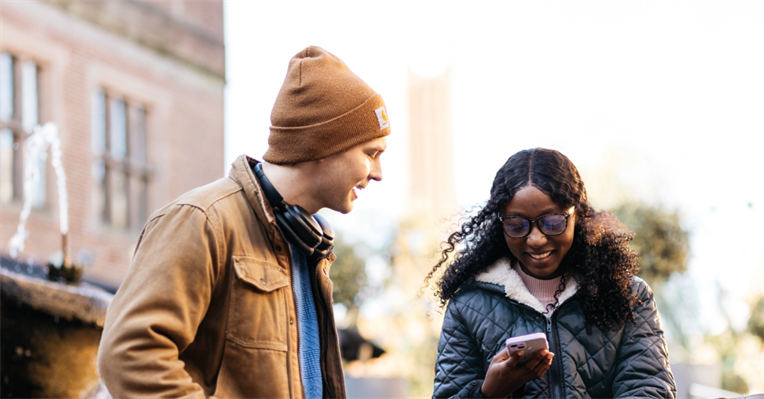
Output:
top-left (253, 162), bottom-right (334, 258)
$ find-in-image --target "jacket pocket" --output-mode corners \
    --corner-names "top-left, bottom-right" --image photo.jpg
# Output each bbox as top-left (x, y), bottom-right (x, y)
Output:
top-left (226, 256), bottom-right (289, 350)
top-left (233, 255), bottom-right (288, 293)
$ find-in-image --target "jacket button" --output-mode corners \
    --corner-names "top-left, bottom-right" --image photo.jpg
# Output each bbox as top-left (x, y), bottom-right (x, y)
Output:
top-left (275, 245), bottom-right (282, 252)
top-left (289, 319), bottom-right (294, 325)
top-left (260, 278), bottom-right (267, 285)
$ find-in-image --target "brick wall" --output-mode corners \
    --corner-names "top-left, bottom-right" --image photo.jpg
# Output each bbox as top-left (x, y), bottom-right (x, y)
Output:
top-left (0, 1), bottom-right (225, 289)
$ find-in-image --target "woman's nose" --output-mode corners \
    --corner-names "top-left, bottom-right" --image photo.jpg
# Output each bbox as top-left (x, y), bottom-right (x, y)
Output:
top-left (526, 225), bottom-right (547, 247)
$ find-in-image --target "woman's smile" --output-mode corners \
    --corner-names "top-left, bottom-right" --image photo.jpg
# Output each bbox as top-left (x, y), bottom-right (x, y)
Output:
top-left (528, 251), bottom-right (552, 260)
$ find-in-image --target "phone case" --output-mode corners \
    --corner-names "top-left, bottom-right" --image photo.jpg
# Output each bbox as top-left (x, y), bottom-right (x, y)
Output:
top-left (505, 332), bottom-right (549, 364)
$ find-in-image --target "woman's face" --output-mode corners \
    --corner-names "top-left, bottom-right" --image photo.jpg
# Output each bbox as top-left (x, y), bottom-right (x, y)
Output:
top-left (500, 185), bottom-right (577, 278)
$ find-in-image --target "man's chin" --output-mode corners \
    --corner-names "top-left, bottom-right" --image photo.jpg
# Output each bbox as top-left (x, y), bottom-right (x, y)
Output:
top-left (326, 201), bottom-right (353, 215)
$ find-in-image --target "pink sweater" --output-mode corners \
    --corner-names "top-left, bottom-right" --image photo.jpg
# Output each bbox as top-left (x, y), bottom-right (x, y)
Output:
top-left (513, 263), bottom-right (563, 313)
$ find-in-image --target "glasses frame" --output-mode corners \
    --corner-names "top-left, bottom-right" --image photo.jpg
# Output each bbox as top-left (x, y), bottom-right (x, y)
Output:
top-left (497, 211), bottom-right (573, 238)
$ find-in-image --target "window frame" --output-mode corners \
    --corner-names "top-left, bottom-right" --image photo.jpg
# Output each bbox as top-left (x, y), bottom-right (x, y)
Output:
top-left (91, 87), bottom-right (152, 231)
top-left (0, 51), bottom-right (46, 208)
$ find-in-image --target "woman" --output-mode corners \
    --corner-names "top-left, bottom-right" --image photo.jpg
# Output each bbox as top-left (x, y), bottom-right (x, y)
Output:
top-left (428, 148), bottom-right (676, 398)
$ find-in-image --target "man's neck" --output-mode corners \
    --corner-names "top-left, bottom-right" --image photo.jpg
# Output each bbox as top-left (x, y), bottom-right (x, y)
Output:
top-left (260, 161), bottom-right (321, 214)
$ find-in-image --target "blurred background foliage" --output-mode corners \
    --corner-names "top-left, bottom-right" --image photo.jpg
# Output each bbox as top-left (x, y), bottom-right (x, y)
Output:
top-left (330, 233), bottom-right (369, 327)
top-left (613, 202), bottom-right (690, 288)
top-left (614, 201), bottom-right (761, 394)
top-left (748, 296), bottom-right (764, 343)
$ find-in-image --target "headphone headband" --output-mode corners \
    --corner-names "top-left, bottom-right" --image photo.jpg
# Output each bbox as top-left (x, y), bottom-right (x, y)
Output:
top-left (253, 162), bottom-right (284, 209)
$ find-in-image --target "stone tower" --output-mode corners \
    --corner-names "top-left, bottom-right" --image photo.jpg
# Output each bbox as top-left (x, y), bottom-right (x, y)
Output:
top-left (406, 69), bottom-right (457, 219)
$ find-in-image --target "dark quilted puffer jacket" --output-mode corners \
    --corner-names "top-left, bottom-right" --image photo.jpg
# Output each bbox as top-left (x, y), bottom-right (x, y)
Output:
top-left (433, 258), bottom-right (676, 399)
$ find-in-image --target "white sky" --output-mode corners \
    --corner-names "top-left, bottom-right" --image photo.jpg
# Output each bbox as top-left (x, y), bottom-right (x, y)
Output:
top-left (224, 1), bottom-right (764, 333)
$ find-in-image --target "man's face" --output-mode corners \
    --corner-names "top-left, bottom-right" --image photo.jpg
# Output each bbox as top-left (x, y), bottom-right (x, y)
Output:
top-left (313, 137), bottom-right (386, 214)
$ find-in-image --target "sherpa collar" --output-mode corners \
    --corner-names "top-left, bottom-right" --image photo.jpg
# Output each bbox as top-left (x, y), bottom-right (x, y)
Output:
top-left (474, 258), bottom-right (579, 316)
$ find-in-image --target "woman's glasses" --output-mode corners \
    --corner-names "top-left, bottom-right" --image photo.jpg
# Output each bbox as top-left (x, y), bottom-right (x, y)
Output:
top-left (497, 211), bottom-right (572, 238)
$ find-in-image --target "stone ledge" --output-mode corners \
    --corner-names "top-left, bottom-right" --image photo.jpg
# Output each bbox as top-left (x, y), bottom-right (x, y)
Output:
top-left (0, 267), bottom-right (113, 326)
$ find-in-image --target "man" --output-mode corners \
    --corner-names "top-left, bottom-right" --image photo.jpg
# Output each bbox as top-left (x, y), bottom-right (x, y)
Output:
top-left (97, 46), bottom-right (390, 398)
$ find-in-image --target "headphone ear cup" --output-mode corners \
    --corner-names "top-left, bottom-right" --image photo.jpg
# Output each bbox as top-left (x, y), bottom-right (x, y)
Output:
top-left (312, 214), bottom-right (334, 258)
top-left (282, 206), bottom-right (322, 249)
top-left (275, 212), bottom-right (315, 256)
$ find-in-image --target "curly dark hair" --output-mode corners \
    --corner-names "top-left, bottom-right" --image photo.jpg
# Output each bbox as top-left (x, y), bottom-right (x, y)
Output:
top-left (425, 148), bottom-right (642, 332)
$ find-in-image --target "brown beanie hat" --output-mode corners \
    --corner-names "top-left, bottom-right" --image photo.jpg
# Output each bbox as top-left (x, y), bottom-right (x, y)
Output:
top-left (263, 46), bottom-right (391, 164)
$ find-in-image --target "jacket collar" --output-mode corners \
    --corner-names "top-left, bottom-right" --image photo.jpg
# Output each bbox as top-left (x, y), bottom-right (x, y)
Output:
top-left (228, 154), bottom-right (337, 265)
top-left (474, 258), bottom-right (578, 316)
top-left (229, 154), bottom-right (277, 225)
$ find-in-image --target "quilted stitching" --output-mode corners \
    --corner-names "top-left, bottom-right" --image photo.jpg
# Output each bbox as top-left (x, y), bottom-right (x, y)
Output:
top-left (432, 278), bottom-right (676, 399)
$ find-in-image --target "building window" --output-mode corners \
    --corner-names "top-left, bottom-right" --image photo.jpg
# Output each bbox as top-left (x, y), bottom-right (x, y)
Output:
top-left (91, 88), bottom-right (150, 230)
top-left (0, 52), bottom-right (45, 207)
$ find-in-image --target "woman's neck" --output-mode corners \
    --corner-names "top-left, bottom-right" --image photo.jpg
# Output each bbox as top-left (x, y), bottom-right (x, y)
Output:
top-left (513, 262), bottom-right (565, 313)
top-left (518, 263), bottom-right (566, 280)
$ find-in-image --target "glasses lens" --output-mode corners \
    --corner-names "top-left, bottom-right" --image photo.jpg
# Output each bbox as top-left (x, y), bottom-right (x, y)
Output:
top-left (539, 214), bottom-right (567, 235)
top-left (503, 217), bottom-right (530, 237)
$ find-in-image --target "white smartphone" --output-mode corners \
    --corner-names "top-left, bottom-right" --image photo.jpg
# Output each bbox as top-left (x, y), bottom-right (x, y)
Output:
top-left (505, 332), bottom-right (549, 364)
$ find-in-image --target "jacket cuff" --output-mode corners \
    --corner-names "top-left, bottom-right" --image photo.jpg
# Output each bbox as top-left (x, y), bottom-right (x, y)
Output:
top-left (465, 380), bottom-right (485, 398)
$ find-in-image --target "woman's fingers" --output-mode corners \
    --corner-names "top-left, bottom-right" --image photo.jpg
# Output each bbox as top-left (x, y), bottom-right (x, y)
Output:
top-left (488, 346), bottom-right (510, 368)
top-left (494, 347), bottom-right (510, 362)
top-left (530, 351), bottom-right (555, 378)
top-left (514, 349), bottom-right (553, 380)
top-left (517, 349), bottom-right (548, 371)
top-left (505, 350), bottom-right (524, 368)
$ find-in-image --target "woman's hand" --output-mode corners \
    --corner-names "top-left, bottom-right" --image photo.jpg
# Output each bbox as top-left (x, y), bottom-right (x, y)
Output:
top-left (480, 348), bottom-right (554, 398)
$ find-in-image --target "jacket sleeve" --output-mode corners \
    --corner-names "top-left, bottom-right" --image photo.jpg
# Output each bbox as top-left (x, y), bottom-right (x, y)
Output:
top-left (97, 204), bottom-right (222, 399)
top-left (611, 278), bottom-right (678, 399)
top-left (432, 299), bottom-right (488, 399)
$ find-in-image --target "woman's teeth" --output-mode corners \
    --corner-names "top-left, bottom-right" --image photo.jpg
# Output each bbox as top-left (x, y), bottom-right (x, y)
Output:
top-left (529, 251), bottom-right (552, 260)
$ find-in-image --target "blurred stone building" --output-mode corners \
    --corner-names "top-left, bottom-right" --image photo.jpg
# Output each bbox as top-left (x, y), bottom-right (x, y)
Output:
top-left (0, 0), bottom-right (225, 290)
top-left (406, 69), bottom-right (457, 219)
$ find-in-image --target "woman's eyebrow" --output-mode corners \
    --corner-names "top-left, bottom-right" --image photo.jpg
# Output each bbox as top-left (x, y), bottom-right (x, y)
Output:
top-left (505, 207), bottom-right (558, 217)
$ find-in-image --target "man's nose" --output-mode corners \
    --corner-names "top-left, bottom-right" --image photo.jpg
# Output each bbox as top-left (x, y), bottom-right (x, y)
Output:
top-left (369, 159), bottom-right (383, 182)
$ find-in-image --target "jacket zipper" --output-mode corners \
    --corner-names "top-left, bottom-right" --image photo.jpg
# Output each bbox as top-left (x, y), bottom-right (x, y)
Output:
top-left (548, 314), bottom-right (565, 399)
top-left (311, 259), bottom-right (333, 399)
top-left (503, 297), bottom-right (569, 399)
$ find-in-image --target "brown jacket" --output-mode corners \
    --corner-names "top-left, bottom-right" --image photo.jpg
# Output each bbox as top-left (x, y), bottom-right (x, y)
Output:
top-left (97, 155), bottom-right (346, 398)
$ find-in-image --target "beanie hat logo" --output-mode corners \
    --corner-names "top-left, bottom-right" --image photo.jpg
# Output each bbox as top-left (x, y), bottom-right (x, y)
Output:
top-left (375, 106), bottom-right (390, 130)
